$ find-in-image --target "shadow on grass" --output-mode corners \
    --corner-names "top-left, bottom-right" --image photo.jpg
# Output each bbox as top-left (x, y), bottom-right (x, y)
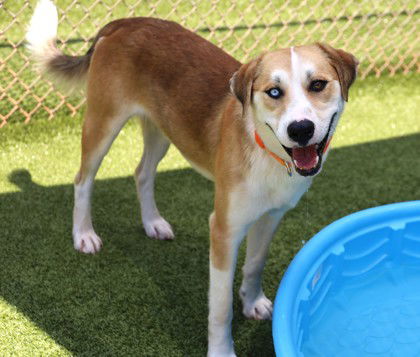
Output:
top-left (0, 133), bottom-right (419, 356)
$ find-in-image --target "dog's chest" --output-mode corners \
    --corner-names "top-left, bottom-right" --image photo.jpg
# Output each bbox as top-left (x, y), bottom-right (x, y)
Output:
top-left (229, 152), bottom-right (312, 226)
top-left (252, 158), bottom-right (310, 208)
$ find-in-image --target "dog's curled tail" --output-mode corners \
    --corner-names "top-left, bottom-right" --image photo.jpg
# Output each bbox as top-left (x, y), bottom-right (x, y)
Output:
top-left (26, 0), bottom-right (92, 91)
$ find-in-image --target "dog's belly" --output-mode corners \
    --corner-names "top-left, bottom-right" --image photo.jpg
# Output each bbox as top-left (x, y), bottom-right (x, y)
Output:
top-left (185, 158), bottom-right (215, 181)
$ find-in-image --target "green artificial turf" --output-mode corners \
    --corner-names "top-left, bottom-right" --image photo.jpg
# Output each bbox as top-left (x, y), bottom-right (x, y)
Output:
top-left (0, 73), bottom-right (419, 356)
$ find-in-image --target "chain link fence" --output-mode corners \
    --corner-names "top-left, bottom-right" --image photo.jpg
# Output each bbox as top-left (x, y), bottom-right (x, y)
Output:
top-left (1, 0), bottom-right (419, 126)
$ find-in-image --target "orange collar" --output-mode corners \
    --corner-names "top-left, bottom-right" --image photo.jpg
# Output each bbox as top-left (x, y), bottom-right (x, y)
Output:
top-left (254, 131), bottom-right (293, 176)
top-left (254, 131), bottom-right (332, 176)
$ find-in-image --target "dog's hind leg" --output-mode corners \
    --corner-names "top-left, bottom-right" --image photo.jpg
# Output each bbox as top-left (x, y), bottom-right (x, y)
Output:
top-left (73, 107), bottom-right (130, 254)
top-left (134, 118), bottom-right (173, 240)
top-left (239, 210), bottom-right (285, 320)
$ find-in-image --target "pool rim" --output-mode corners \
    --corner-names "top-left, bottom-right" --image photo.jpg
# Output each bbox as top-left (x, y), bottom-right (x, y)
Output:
top-left (272, 200), bottom-right (420, 356)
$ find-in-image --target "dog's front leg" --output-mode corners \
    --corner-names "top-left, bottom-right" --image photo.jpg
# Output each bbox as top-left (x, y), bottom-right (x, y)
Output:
top-left (239, 209), bottom-right (285, 320)
top-left (207, 212), bottom-right (245, 357)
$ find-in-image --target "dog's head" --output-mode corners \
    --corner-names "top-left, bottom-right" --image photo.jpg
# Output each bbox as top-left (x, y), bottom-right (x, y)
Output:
top-left (230, 43), bottom-right (358, 177)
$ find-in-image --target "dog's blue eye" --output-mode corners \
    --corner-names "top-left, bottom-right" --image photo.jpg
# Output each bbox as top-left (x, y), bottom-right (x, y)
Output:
top-left (266, 87), bottom-right (283, 99)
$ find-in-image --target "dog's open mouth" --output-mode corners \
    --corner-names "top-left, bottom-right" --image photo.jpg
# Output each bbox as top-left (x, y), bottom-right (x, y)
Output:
top-left (282, 142), bottom-right (325, 176)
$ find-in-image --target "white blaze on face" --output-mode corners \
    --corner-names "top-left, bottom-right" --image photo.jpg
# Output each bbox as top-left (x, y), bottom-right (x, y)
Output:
top-left (289, 46), bottom-right (315, 117)
top-left (275, 47), bottom-right (315, 147)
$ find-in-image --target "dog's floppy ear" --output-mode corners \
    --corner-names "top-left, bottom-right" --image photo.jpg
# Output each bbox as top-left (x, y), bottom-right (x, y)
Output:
top-left (317, 43), bottom-right (359, 101)
top-left (230, 56), bottom-right (262, 107)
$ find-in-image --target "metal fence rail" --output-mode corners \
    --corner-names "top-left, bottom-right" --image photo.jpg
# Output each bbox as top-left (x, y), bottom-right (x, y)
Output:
top-left (1, 0), bottom-right (419, 126)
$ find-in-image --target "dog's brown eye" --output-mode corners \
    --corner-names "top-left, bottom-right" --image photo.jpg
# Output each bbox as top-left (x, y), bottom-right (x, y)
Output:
top-left (309, 80), bottom-right (328, 92)
top-left (266, 87), bottom-right (283, 99)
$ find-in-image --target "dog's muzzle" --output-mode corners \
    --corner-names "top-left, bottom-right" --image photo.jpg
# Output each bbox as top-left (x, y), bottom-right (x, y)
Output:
top-left (266, 112), bottom-right (337, 177)
top-left (282, 113), bottom-right (337, 176)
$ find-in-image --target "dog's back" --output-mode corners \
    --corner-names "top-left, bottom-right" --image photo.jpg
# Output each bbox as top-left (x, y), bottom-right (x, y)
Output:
top-left (89, 17), bottom-right (241, 166)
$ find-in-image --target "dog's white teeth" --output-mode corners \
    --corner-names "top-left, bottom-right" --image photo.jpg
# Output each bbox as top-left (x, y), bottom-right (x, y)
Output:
top-left (293, 155), bottom-right (320, 170)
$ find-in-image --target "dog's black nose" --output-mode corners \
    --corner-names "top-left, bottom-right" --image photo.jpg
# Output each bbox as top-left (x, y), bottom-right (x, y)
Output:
top-left (287, 120), bottom-right (315, 146)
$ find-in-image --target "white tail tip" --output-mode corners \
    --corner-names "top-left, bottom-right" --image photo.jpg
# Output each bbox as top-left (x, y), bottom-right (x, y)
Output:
top-left (26, 0), bottom-right (58, 55)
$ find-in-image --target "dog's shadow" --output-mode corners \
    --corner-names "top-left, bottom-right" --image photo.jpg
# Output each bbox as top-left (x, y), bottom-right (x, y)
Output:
top-left (1, 133), bottom-right (419, 356)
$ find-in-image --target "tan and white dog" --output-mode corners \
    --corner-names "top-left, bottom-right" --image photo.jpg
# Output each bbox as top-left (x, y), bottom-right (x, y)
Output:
top-left (27, 1), bottom-right (357, 355)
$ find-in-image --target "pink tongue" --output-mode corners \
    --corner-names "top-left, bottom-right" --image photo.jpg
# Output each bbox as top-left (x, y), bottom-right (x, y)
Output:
top-left (292, 145), bottom-right (318, 170)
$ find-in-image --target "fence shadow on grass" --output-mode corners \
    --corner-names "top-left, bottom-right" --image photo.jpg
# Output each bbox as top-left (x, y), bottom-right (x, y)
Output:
top-left (0, 133), bottom-right (419, 356)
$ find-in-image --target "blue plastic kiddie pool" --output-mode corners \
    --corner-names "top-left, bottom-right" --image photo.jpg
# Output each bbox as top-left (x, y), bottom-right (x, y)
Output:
top-left (273, 201), bottom-right (420, 357)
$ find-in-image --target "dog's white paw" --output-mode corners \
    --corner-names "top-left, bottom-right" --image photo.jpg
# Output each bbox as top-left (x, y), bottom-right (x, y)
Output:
top-left (208, 345), bottom-right (237, 357)
top-left (242, 294), bottom-right (273, 320)
top-left (73, 230), bottom-right (103, 254)
top-left (208, 352), bottom-right (237, 357)
top-left (143, 217), bottom-right (174, 240)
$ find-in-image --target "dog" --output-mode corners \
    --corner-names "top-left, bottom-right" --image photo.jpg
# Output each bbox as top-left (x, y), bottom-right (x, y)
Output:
top-left (27, 0), bottom-right (358, 355)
